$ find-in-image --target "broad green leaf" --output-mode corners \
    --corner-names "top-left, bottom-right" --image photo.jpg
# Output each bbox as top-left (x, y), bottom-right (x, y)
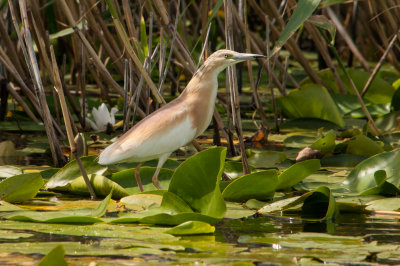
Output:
top-left (168, 147), bottom-right (227, 218)
top-left (359, 170), bottom-right (400, 196)
top-left (45, 156), bottom-right (107, 189)
top-left (54, 174), bottom-right (129, 199)
top-left (310, 130), bottom-right (336, 154)
top-left (0, 200), bottom-right (23, 212)
top-left (276, 159), bottom-right (321, 191)
top-left (164, 221), bottom-right (215, 236)
top-left (345, 135), bottom-right (384, 157)
top-left (0, 173), bottom-right (44, 203)
top-left (375, 110), bottom-right (400, 133)
top-left (110, 167), bottom-right (174, 194)
top-left (305, 69), bottom-right (395, 104)
top-left (160, 191), bottom-right (194, 213)
top-left (283, 135), bottom-right (315, 149)
top-left (301, 186), bottom-right (338, 221)
top-left (321, 154), bottom-right (367, 167)
top-left (224, 161), bottom-right (256, 179)
top-left (343, 151), bottom-right (400, 193)
top-left (307, 15), bottom-right (336, 45)
top-left (120, 193), bottom-right (163, 210)
top-left (38, 245), bottom-right (68, 266)
top-left (273, 0), bottom-right (321, 53)
top-left (40, 168), bottom-right (59, 180)
top-left (222, 170), bottom-right (278, 202)
top-left (5, 192), bottom-right (111, 223)
top-left (259, 186), bottom-right (338, 221)
top-left (0, 166), bottom-right (23, 178)
top-left (110, 211), bottom-right (220, 225)
top-left (279, 84), bottom-right (345, 127)
top-left (366, 198), bottom-right (400, 211)
top-left (246, 150), bottom-right (286, 169)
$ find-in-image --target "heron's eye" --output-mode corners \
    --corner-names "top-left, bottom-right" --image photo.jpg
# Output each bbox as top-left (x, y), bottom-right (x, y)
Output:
top-left (224, 54), bottom-right (229, 58)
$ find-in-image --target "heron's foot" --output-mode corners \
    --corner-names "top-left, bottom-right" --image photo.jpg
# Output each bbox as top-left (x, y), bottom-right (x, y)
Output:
top-left (152, 176), bottom-right (162, 190)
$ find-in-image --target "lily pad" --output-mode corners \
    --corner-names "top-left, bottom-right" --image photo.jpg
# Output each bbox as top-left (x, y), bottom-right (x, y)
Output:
top-left (343, 151), bottom-right (400, 193)
top-left (345, 135), bottom-right (384, 157)
top-left (222, 170), bottom-right (278, 202)
top-left (247, 150), bottom-right (287, 169)
top-left (276, 159), bottom-right (321, 190)
top-left (38, 245), bottom-right (68, 266)
top-left (45, 156), bottom-right (107, 189)
top-left (53, 174), bottom-right (129, 199)
top-left (164, 221), bottom-right (215, 235)
top-left (310, 130), bottom-right (336, 154)
top-left (0, 173), bottom-right (44, 203)
top-left (5, 192), bottom-right (111, 224)
top-left (0, 166), bottom-right (23, 178)
top-left (168, 147), bottom-right (227, 218)
top-left (278, 84), bottom-right (345, 127)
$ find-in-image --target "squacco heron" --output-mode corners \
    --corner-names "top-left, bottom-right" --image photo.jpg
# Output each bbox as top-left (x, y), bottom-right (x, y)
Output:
top-left (98, 49), bottom-right (265, 191)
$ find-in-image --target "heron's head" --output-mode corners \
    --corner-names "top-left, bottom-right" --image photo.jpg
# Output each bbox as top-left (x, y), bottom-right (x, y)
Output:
top-left (204, 49), bottom-right (265, 72)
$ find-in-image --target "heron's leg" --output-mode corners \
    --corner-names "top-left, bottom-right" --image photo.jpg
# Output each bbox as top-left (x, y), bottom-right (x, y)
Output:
top-left (152, 152), bottom-right (171, 189)
top-left (134, 162), bottom-right (144, 192)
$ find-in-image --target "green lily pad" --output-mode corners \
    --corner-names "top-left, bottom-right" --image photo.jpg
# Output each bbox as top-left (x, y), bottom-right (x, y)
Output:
top-left (53, 174), bottom-right (129, 199)
top-left (168, 147), bottom-right (227, 218)
top-left (45, 156), bottom-right (107, 189)
top-left (38, 245), bottom-right (68, 266)
top-left (222, 170), bottom-right (278, 202)
top-left (310, 130), bottom-right (336, 154)
top-left (247, 150), bottom-right (287, 169)
top-left (0, 201), bottom-right (24, 212)
top-left (345, 135), bottom-right (384, 157)
top-left (224, 161), bottom-right (256, 179)
top-left (365, 198), bottom-right (400, 211)
top-left (5, 192), bottom-right (111, 224)
top-left (110, 167), bottom-right (173, 194)
top-left (278, 84), bottom-right (345, 127)
top-left (359, 170), bottom-right (400, 196)
top-left (0, 173), bottom-right (44, 203)
top-left (343, 151), bottom-right (400, 193)
top-left (276, 159), bottom-right (321, 190)
top-left (164, 221), bottom-right (215, 235)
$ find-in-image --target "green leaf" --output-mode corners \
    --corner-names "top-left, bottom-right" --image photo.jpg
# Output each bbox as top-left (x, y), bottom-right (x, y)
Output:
top-left (359, 170), bottom-right (400, 196)
top-left (279, 84), bottom-right (345, 127)
top-left (38, 245), bottom-right (68, 266)
top-left (0, 200), bottom-right (23, 212)
top-left (54, 175), bottom-right (129, 199)
top-left (273, 0), bottom-right (321, 53)
top-left (164, 221), bottom-right (215, 236)
top-left (310, 130), bottom-right (336, 154)
top-left (0, 173), bottom-right (44, 203)
top-left (45, 156), bottom-right (107, 189)
top-left (366, 198), bottom-right (400, 211)
top-left (222, 170), bottom-right (278, 202)
top-left (301, 186), bottom-right (338, 221)
top-left (276, 159), bottom-right (321, 190)
top-left (140, 15), bottom-right (148, 58)
top-left (168, 147), bottom-right (227, 218)
top-left (5, 192), bottom-right (111, 224)
top-left (246, 150), bottom-right (286, 169)
top-left (345, 135), bottom-right (384, 157)
top-left (0, 166), bottom-right (23, 178)
top-left (343, 151), bottom-right (400, 193)
top-left (307, 15), bottom-right (336, 45)
top-left (110, 167), bottom-right (174, 194)
top-left (224, 161), bottom-right (256, 179)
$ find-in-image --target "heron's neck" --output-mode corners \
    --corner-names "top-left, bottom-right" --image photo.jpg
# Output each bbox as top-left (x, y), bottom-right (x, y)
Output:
top-left (182, 64), bottom-right (223, 96)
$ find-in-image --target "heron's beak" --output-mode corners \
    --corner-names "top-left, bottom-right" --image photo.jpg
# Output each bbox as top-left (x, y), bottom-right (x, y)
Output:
top-left (232, 53), bottom-right (266, 61)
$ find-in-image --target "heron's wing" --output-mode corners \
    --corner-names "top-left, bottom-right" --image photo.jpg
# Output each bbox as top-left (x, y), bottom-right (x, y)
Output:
top-left (99, 98), bottom-right (196, 164)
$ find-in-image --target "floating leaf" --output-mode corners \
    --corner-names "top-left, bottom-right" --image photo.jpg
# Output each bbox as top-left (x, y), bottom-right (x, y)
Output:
top-left (120, 193), bottom-right (163, 210)
top-left (0, 200), bottom-right (23, 212)
top-left (279, 84), bottom-right (345, 127)
top-left (5, 192), bottom-right (111, 223)
top-left (0, 173), bottom-right (44, 203)
top-left (366, 198), bottom-right (400, 211)
top-left (359, 170), bottom-right (400, 196)
top-left (276, 159), bottom-right (321, 191)
top-left (222, 170), bottom-right (278, 202)
top-left (247, 150), bottom-right (286, 169)
top-left (0, 166), bottom-right (23, 178)
top-left (45, 156), bottom-right (107, 189)
top-left (310, 130), bottom-right (336, 154)
top-left (38, 245), bottom-right (68, 266)
top-left (343, 151), bottom-right (400, 193)
top-left (110, 167), bottom-right (173, 194)
top-left (54, 175), bottom-right (129, 199)
top-left (168, 147), bottom-right (227, 218)
top-left (224, 161), bottom-right (256, 179)
top-left (164, 221), bottom-right (215, 236)
top-left (345, 135), bottom-right (384, 157)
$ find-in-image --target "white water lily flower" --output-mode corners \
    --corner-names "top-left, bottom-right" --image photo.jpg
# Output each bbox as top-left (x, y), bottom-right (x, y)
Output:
top-left (85, 103), bottom-right (118, 131)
